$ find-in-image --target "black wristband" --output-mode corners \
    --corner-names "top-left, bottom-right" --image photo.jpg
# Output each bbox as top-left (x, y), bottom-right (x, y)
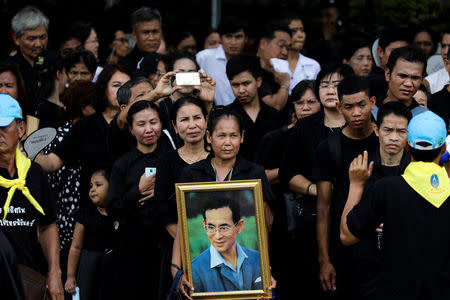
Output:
top-left (171, 263), bottom-right (182, 270)
top-left (306, 183), bottom-right (313, 195)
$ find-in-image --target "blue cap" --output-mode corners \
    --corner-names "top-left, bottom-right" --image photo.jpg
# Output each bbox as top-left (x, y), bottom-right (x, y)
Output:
top-left (407, 111), bottom-right (447, 150)
top-left (0, 94), bottom-right (23, 127)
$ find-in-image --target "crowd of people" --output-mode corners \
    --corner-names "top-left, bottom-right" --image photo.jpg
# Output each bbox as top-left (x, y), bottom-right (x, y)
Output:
top-left (0, 2), bottom-right (449, 300)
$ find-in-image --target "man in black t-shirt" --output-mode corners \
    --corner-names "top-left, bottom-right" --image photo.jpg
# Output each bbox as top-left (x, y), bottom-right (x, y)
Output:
top-left (341, 111), bottom-right (450, 300)
top-left (315, 76), bottom-right (378, 298)
top-left (343, 102), bottom-right (412, 300)
top-left (0, 95), bottom-right (63, 299)
top-left (225, 54), bottom-right (283, 162)
top-left (383, 46), bottom-right (427, 116)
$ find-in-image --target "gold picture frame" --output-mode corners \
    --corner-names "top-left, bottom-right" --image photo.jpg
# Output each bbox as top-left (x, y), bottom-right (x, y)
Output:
top-left (175, 179), bottom-right (272, 300)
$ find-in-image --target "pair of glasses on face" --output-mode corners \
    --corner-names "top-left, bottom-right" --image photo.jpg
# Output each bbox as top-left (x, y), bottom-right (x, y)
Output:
top-left (319, 84), bottom-right (340, 89)
top-left (204, 223), bottom-right (238, 235)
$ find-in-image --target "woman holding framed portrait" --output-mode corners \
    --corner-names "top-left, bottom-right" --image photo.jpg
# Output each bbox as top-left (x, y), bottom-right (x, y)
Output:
top-left (171, 107), bottom-right (276, 299)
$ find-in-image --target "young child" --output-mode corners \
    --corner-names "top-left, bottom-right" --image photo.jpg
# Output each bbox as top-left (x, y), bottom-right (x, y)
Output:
top-left (64, 169), bottom-right (116, 299)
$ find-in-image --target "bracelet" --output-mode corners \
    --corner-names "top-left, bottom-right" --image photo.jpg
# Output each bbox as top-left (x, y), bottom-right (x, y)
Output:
top-left (306, 183), bottom-right (313, 195)
top-left (280, 85), bottom-right (289, 91)
top-left (171, 263), bottom-right (182, 270)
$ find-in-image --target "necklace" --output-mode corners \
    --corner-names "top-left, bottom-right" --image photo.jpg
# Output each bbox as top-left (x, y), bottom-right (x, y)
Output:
top-left (179, 147), bottom-right (207, 164)
top-left (324, 115), bottom-right (345, 132)
top-left (212, 158), bottom-right (233, 182)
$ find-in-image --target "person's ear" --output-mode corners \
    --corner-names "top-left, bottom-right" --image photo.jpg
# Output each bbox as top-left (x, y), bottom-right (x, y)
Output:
top-left (369, 95), bottom-right (376, 110)
top-left (206, 130), bottom-right (212, 144)
top-left (259, 38), bottom-right (267, 52)
top-left (240, 130), bottom-right (245, 144)
top-left (377, 46), bottom-right (384, 61)
top-left (202, 219), bottom-right (206, 227)
top-left (256, 77), bottom-right (262, 88)
top-left (236, 219), bottom-right (245, 234)
top-left (336, 101), bottom-right (342, 114)
top-left (172, 121), bottom-right (178, 134)
top-left (17, 120), bottom-right (26, 139)
top-left (374, 124), bottom-right (380, 137)
top-left (384, 67), bottom-right (390, 82)
top-left (12, 33), bottom-right (20, 47)
top-left (342, 58), bottom-right (348, 64)
top-left (131, 29), bottom-right (137, 41)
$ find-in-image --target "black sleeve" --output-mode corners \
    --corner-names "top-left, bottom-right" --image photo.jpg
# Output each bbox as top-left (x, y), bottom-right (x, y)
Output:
top-left (108, 114), bottom-right (135, 161)
top-left (52, 120), bottom-right (81, 166)
top-left (36, 165), bottom-right (57, 226)
top-left (258, 79), bottom-right (274, 99)
top-left (106, 159), bottom-right (143, 218)
top-left (312, 138), bottom-right (333, 182)
top-left (155, 157), bottom-right (178, 225)
top-left (346, 181), bottom-right (386, 239)
top-left (279, 125), bottom-right (307, 189)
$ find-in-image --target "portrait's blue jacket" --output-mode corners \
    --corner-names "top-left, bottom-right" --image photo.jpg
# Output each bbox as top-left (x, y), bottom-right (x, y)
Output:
top-left (191, 246), bottom-right (262, 292)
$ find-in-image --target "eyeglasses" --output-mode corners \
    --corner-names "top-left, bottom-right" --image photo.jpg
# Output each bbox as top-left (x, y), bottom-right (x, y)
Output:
top-left (294, 99), bottom-right (319, 106)
top-left (204, 223), bottom-right (237, 235)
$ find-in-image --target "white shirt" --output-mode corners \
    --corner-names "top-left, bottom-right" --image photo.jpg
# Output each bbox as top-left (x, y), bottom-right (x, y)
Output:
top-left (271, 53), bottom-right (321, 94)
top-left (196, 45), bottom-right (235, 105)
top-left (426, 68), bottom-right (450, 94)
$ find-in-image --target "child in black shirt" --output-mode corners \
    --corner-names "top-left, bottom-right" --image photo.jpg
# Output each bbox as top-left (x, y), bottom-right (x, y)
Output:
top-left (64, 169), bottom-right (115, 299)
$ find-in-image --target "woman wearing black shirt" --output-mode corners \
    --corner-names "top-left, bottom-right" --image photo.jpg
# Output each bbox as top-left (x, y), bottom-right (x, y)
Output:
top-left (155, 96), bottom-right (209, 298)
top-left (107, 100), bottom-right (165, 299)
top-left (35, 64), bottom-right (130, 207)
top-left (171, 108), bottom-right (275, 299)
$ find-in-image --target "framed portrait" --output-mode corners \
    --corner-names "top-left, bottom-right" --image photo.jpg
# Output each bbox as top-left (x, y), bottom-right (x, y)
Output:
top-left (175, 179), bottom-right (272, 300)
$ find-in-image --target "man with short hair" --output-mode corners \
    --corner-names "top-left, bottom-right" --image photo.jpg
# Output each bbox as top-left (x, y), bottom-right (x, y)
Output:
top-left (196, 16), bottom-right (248, 106)
top-left (384, 45), bottom-right (427, 116)
top-left (120, 7), bottom-right (162, 74)
top-left (341, 110), bottom-right (450, 300)
top-left (0, 95), bottom-right (63, 299)
top-left (425, 31), bottom-right (450, 94)
top-left (191, 197), bottom-right (261, 292)
top-left (315, 76), bottom-right (378, 298)
top-left (370, 28), bottom-right (410, 106)
top-left (8, 6), bottom-right (49, 107)
top-left (342, 102), bottom-right (412, 299)
top-left (256, 23), bottom-right (292, 111)
top-left (225, 54), bottom-right (282, 162)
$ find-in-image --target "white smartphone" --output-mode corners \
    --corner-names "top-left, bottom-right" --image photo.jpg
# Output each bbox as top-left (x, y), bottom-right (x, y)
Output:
top-left (72, 287), bottom-right (80, 300)
top-left (176, 72), bottom-right (200, 86)
top-left (145, 167), bottom-right (157, 177)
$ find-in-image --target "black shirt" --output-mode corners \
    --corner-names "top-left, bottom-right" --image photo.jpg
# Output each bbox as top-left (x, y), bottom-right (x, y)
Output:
top-left (258, 68), bottom-right (280, 99)
top-left (53, 112), bottom-right (113, 207)
top-left (0, 230), bottom-right (25, 300)
top-left (347, 175), bottom-right (450, 300)
top-left (75, 206), bottom-right (114, 252)
top-left (158, 98), bottom-right (182, 148)
top-left (0, 163), bottom-right (57, 274)
top-left (35, 100), bottom-right (66, 129)
top-left (155, 150), bottom-right (188, 226)
top-left (119, 47), bottom-right (147, 75)
top-left (107, 147), bottom-right (164, 227)
top-left (6, 50), bottom-right (39, 113)
top-left (179, 155), bottom-right (275, 206)
top-left (226, 99), bottom-right (283, 162)
top-left (429, 85), bottom-right (450, 128)
top-left (279, 110), bottom-right (337, 188)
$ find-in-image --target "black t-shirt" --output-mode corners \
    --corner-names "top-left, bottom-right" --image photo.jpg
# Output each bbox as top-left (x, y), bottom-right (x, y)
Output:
top-left (0, 230), bottom-right (25, 300)
top-left (258, 68), bottom-right (280, 99)
top-left (368, 67), bottom-right (388, 107)
top-left (315, 130), bottom-right (379, 258)
top-left (75, 206), bottom-right (114, 252)
top-left (347, 175), bottom-right (450, 300)
top-left (53, 112), bottom-right (113, 207)
top-left (119, 46), bottom-right (147, 75)
top-left (226, 99), bottom-right (283, 162)
top-left (155, 150), bottom-right (189, 226)
top-left (279, 110), bottom-right (337, 188)
top-left (107, 146), bottom-right (165, 227)
top-left (429, 85), bottom-right (450, 128)
top-left (35, 99), bottom-right (66, 129)
top-left (0, 163), bottom-right (57, 274)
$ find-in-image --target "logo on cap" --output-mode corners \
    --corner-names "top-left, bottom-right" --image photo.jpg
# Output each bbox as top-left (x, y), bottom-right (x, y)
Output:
top-left (430, 174), bottom-right (439, 188)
